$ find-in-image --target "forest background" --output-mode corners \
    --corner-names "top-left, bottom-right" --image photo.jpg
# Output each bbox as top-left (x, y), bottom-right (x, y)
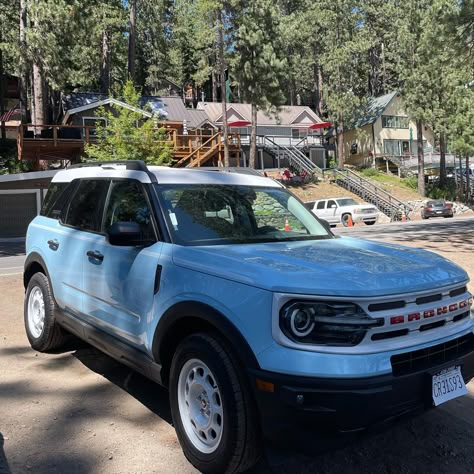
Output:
top-left (0, 0), bottom-right (474, 196)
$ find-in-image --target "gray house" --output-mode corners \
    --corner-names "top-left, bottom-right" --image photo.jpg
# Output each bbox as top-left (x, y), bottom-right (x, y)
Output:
top-left (197, 102), bottom-right (328, 169)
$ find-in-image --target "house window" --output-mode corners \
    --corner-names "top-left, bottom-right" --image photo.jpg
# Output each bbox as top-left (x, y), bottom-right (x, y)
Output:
top-left (292, 128), bottom-right (307, 139)
top-left (83, 117), bottom-right (107, 138)
top-left (382, 116), bottom-right (409, 129)
top-left (384, 139), bottom-right (428, 155)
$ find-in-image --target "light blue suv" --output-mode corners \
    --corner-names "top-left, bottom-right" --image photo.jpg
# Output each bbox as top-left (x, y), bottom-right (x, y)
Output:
top-left (24, 161), bottom-right (474, 473)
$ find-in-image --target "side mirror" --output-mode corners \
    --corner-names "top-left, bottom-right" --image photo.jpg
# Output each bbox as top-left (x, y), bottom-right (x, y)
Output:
top-left (107, 222), bottom-right (152, 247)
top-left (330, 204), bottom-right (337, 209)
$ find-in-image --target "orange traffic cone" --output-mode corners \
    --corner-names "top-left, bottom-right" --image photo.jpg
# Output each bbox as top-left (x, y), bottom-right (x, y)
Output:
top-left (347, 215), bottom-right (354, 227)
top-left (284, 217), bottom-right (291, 231)
top-left (401, 214), bottom-right (407, 222)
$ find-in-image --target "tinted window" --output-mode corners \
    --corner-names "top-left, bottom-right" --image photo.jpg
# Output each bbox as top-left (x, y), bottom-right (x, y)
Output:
top-left (64, 180), bottom-right (109, 232)
top-left (41, 182), bottom-right (74, 219)
top-left (103, 180), bottom-right (155, 240)
top-left (316, 201), bottom-right (325, 210)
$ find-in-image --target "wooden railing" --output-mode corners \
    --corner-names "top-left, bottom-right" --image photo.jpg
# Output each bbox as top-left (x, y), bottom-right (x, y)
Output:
top-left (17, 124), bottom-right (241, 166)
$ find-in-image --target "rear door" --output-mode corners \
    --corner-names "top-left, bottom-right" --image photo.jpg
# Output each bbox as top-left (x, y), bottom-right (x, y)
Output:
top-left (82, 179), bottom-right (162, 350)
top-left (58, 179), bottom-right (110, 315)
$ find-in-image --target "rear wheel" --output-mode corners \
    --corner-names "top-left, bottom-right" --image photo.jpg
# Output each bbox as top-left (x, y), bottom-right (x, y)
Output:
top-left (169, 333), bottom-right (261, 473)
top-left (24, 272), bottom-right (66, 352)
top-left (341, 213), bottom-right (352, 227)
top-left (364, 221), bottom-right (376, 226)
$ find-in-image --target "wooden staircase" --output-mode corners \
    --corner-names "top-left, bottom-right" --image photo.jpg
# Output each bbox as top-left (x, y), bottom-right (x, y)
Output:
top-left (173, 132), bottom-right (241, 168)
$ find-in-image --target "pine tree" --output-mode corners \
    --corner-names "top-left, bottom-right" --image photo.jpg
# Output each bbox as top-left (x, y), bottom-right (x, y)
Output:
top-left (85, 81), bottom-right (173, 165)
top-left (233, 0), bottom-right (287, 168)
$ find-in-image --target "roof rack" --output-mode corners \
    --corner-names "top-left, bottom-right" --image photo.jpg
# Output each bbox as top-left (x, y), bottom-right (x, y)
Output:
top-left (68, 160), bottom-right (157, 183)
top-left (190, 167), bottom-right (264, 177)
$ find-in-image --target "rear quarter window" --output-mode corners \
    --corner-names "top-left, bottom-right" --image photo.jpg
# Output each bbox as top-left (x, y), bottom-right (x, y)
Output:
top-left (40, 182), bottom-right (75, 220)
top-left (63, 179), bottom-right (109, 233)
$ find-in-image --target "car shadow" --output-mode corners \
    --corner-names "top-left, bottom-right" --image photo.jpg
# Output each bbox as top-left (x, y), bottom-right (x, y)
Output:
top-left (72, 344), bottom-right (173, 425)
top-left (0, 433), bottom-right (11, 474)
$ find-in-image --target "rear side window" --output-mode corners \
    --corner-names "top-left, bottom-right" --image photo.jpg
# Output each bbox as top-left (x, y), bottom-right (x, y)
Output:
top-left (316, 201), bottom-right (325, 210)
top-left (40, 182), bottom-right (74, 219)
top-left (64, 180), bottom-right (109, 232)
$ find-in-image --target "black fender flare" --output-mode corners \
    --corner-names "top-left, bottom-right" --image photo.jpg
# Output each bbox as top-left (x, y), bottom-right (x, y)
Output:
top-left (23, 252), bottom-right (50, 289)
top-left (152, 301), bottom-right (260, 377)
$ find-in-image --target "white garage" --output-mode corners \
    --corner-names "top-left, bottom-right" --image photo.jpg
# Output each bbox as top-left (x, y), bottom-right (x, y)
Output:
top-left (0, 171), bottom-right (57, 238)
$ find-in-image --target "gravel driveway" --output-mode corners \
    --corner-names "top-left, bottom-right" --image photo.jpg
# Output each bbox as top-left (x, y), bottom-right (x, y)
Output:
top-left (1, 218), bottom-right (474, 473)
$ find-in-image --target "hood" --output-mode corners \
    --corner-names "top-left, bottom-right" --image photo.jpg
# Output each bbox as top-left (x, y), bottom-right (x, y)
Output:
top-left (172, 237), bottom-right (468, 297)
top-left (349, 204), bottom-right (377, 211)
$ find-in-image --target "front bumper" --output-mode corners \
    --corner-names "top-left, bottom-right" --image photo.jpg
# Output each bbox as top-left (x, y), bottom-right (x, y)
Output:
top-left (249, 346), bottom-right (474, 441)
top-left (353, 214), bottom-right (378, 223)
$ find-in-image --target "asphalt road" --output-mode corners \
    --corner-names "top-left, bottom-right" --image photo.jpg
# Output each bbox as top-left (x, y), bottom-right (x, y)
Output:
top-left (1, 216), bottom-right (474, 473)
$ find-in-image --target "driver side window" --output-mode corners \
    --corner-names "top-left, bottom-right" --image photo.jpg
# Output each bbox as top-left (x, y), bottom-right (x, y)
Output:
top-left (103, 180), bottom-right (156, 241)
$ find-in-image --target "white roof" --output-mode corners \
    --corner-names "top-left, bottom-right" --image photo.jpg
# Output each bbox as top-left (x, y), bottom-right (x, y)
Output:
top-left (62, 98), bottom-right (153, 124)
top-left (52, 165), bottom-right (282, 188)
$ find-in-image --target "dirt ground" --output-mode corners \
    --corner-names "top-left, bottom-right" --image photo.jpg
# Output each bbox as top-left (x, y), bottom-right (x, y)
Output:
top-left (1, 221), bottom-right (474, 473)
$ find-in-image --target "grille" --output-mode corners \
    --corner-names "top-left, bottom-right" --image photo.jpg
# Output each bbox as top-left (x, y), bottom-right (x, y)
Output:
top-left (391, 334), bottom-right (474, 376)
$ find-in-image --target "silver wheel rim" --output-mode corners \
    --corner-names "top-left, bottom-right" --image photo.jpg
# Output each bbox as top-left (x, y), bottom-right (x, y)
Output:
top-left (177, 358), bottom-right (224, 454)
top-left (27, 286), bottom-right (45, 339)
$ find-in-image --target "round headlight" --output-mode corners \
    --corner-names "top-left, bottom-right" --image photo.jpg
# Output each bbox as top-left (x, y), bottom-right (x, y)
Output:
top-left (289, 307), bottom-right (315, 337)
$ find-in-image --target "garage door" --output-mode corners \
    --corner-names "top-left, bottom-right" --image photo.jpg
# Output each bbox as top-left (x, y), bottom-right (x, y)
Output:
top-left (0, 193), bottom-right (38, 238)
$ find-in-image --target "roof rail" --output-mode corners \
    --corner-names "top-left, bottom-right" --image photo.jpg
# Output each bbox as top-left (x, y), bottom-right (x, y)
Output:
top-left (191, 166), bottom-right (264, 177)
top-left (68, 160), bottom-right (157, 183)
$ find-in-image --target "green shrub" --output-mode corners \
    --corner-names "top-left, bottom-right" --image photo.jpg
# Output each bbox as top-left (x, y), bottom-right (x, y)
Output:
top-left (404, 176), bottom-right (418, 190)
top-left (359, 167), bottom-right (380, 177)
top-left (426, 184), bottom-right (457, 201)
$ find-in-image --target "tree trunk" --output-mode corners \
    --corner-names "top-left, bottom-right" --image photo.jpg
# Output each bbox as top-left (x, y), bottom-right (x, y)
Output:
top-left (212, 69), bottom-right (217, 102)
top-left (128, 0), bottom-right (137, 82)
top-left (19, 0), bottom-right (28, 123)
top-left (465, 155), bottom-right (470, 202)
top-left (416, 119), bottom-right (425, 197)
top-left (337, 115), bottom-right (344, 169)
top-left (249, 103), bottom-right (257, 169)
top-left (439, 132), bottom-right (446, 187)
top-left (317, 65), bottom-right (323, 117)
top-left (0, 37), bottom-right (5, 140)
top-left (217, 8), bottom-right (229, 166)
top-left (458, 154), bottom-right (463, 199)
top-left (100, 29), bottom-right (110, 93)
top-left (32, 62), bottom-right (46, 130)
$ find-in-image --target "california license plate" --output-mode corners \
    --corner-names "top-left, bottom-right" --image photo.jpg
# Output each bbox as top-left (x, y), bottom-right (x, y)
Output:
top-left (432, 366), bottom-right (467, 406)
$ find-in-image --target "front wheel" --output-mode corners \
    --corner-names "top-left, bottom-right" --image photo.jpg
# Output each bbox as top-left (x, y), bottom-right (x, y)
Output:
top-left (169, 333), bottom-right (261, 473)
top-left (24, 272), bottom-right (66, 352)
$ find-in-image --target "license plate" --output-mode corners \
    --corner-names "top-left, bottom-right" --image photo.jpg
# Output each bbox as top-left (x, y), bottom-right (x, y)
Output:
top-left (432, 366), bottom-right (467, 406)
top-left (436, 211), bottom-right (442, 214)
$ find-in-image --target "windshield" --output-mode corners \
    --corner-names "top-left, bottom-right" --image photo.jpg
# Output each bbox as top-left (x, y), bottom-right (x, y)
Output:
top-left (156, 184), bottom-right (332, 245)
top-left (336, 198), bottom-right (359, 206)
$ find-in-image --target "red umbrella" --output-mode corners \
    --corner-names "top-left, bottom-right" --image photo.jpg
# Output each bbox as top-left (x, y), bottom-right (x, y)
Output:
top-left (228, 120), bottom-right (251, 127)
top-left (309, 121), bottom-right (332, 130)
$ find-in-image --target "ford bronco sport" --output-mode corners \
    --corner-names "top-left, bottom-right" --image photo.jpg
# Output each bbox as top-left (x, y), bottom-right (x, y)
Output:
top-left (24, 161), bottom-right (474, 473)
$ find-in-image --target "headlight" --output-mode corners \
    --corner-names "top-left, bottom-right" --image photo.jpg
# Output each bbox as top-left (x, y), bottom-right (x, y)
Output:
top-left (280, 301), bottom-right (383, 346)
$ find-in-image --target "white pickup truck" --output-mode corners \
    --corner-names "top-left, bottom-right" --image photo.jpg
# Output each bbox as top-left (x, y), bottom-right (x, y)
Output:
top-left (305, 197), bottom-right (379, 227)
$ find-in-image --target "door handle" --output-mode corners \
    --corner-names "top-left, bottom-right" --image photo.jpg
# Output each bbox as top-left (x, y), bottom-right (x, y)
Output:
top-left (86, 250), bottom-right (104, 262)
top-left (47, 239), bottom-right (59, 249)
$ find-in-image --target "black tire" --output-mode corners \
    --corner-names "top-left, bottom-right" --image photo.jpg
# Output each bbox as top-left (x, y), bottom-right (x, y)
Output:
top-left (364, 221), bottom-right (376, 226)
top-left (421, 214), bottom-right (428, 220)
top-left (24, 272), bottom-right (66, 352)
top-left (341, 213), bottom-right (352, 227)
top-left (169, 332), bottom-right (261, 473)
